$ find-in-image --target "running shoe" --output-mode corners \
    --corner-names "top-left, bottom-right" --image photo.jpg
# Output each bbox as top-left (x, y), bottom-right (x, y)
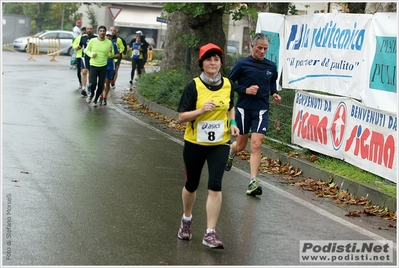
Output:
top-left (202, 231), bottom-right (224, 249)
top-left (86, 96), bottom-right (92, 103)
top-left (103, 98), bottom-right (107, 106)
top-left (246, 180), bottom-right (263, 196)
top-left (129, 80), bottom-right (133, 85)
top-left (225, 154), bottom-right (234, 171)
top-left (177, 217), bottom-right (192, 240)
top-left (92, 101), bottom-right (98, 107)
top-left (81, 89), bottom-right (87, 97)
top-left (99, 97), bottom-right (103, 105)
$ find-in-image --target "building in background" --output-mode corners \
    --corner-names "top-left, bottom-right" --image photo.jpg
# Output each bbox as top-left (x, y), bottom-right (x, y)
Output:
top-left (78, 2), bottom-right (166, 49)
top-left (78, 2), bottom-right (346, 54)
top-left (2, 14), bottom-right (32, 45)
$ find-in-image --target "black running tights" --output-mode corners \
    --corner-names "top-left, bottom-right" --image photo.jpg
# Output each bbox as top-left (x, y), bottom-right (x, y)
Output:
top-left (90, 65), bottom-right (107, 103)
top-left (183, 140), bottom-right (230, 192)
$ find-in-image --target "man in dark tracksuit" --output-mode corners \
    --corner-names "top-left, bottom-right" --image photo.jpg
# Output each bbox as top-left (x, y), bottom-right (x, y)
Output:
top-left (225, 33), bottom-right (282, 196)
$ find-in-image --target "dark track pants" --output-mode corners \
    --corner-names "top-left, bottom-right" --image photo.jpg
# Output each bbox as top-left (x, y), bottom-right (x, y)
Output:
top-left (89, 65), bottom-right (107, 103)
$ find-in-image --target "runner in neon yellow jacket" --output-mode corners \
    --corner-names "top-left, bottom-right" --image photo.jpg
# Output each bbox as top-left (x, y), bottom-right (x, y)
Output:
top-left (83, 25), bottom-right (115, 107)
top-left (72, 27), bottom-right (86, 90)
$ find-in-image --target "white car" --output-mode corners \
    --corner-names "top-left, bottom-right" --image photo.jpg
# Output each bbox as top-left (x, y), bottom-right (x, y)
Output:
top-left (13, 30), bottom-right (75, 56)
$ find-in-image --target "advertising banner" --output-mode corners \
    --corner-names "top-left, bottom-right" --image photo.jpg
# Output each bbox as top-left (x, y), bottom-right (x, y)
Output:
top-left (292, 90), bottom-right (348, 159)
top-left (257, 13), bottom-right (397, 182)
top-left (360, 13), bottom-right (397, 113)
top-left (283, 13), bottom-right (372, 99)
top-left (345, 99), bottom-right (397, 182)
top-left (292, 90), bottom-right (397, 182)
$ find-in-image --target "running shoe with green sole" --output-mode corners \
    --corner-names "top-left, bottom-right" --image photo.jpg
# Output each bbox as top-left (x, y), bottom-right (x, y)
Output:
top-left (225, 155), bottom-right (234, 171)
top-left (246, 180), bottom-right (263, 196)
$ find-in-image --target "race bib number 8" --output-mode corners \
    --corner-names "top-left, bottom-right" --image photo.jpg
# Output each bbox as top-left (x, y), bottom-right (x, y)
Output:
top-left (197, 120), bottom-right (224, 143)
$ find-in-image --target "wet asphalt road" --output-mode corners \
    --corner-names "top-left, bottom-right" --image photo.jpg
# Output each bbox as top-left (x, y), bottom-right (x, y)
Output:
top-left (2, 51), bottom-right (397, 266)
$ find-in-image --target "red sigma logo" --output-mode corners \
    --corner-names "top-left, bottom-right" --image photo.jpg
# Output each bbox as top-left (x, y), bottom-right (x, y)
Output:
top-left (331, 102), bottom-right (347, 150)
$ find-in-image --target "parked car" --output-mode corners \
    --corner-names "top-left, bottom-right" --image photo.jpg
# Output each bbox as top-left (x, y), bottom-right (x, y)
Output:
top-left (227, 45), bottom-right (239, 55)
top-left (13, 30), bottom-right (74, 56)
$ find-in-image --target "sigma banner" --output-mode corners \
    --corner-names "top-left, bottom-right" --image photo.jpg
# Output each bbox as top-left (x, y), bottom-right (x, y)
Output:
top-left (255, 13), bottom-right (285, 88)
top-left (360, 13), bottom-right (397, 113)
top-left (283, 13), bottom-right (372, 99)
top-left (292, 90), bottom-right (397, 182)
top-left (292, 91), bottom-right (348, 159)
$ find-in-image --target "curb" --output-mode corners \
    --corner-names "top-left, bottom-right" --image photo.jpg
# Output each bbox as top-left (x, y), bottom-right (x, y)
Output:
top-left (112, 89), bottom-right (397, 213)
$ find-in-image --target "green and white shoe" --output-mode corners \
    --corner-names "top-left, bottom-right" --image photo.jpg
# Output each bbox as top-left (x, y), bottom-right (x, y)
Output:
top-left (225, 154), bottom-right (234, 171)
top-left (246, 180), bottom-right (263, 196)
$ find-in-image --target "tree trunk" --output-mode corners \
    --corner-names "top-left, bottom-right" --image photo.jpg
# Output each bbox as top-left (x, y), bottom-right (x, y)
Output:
top-left (36, 3), bottom-right (43, 33)
top-left (246, 3), bottom-right (289, 36)
top-left (161, 11), bottom-right (188, 71)
top-left (364, 2), bottom-right (397, 13)
top-left (345, 3), bottom-right (367, 13)
top-left (270, 2), bottom-right (290, 14)
top-left (187, 5), bottom-right (226, 78)
top-left (222, 12), bottom-right (230, 68)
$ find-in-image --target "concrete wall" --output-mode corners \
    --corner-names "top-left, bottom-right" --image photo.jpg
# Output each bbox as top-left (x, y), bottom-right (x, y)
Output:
top-left (77, 4), bottom-right (109, 33)
top-left (227, 14), bottom-right (249, 55)
top-left (2, 14), bottom-right (32, 45)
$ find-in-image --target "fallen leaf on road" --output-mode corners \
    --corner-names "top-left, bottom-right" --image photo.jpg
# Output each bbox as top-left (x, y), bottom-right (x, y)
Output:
top-left (309, 154), bottom-right (318, 162)
top-left (345, 211), bottom-right (362, 217)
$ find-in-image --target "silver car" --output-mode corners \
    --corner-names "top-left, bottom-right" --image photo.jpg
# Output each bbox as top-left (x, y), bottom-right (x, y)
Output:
top-left (227, 45), bottom-right (239, 55)
top-left (13, 30), bottom-right (74, 56)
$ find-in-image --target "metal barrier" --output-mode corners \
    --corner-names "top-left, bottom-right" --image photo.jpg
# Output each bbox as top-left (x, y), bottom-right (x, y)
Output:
top-left (26, 36), bottom-right (61, 61)
top-left (26, 36), bottom-right (40, 61)
top-left (47, 38), bottom-right (61, 62)
top-left (146, 49), bottom-right (163, 71)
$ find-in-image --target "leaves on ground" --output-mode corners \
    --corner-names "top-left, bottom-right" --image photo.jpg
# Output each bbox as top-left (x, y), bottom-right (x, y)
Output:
top-left (287, 175), bottom-right (396, 226)
top-left (273, 120), bottom-right (281, 131)
top-left (309, 154), bottom-right (318, 163)
top-left (235, 149), bottom-right (396, 227)
top-left (121, 92), bottom-right (396, 228)
top-left (121, 93), bottom-right (186, 132)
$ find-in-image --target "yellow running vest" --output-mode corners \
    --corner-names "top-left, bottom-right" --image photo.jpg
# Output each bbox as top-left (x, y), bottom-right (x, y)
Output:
top-left (184, 77), bottom-right (232, 146)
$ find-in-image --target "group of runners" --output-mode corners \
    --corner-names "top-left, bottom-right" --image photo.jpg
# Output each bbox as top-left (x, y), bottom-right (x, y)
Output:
top-left (71, 20), bottom-right (149, 107)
